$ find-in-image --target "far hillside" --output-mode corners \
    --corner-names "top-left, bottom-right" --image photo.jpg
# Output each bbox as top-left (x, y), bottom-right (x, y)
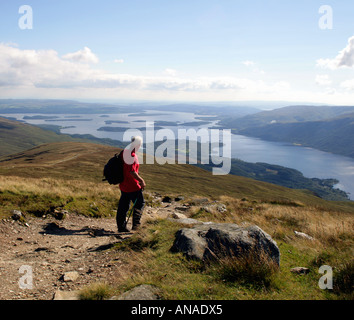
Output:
top-left (0, 116), bottom-right (84, 157)
top-left (239, 112), bottom-right (354, 158)
top-left (0, 116), bottom-right (123, 157)
top-left (219, 105), bottom-right (354, 158)
top-left (220, 105), bottom-right (354, 130)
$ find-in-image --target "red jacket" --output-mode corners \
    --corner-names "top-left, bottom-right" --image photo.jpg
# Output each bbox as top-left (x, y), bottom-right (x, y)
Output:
top-left (119, 149), bottom-right (141, 193)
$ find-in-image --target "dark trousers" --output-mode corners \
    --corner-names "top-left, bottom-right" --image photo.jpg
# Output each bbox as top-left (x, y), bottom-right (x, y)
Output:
top-left (116, 189), bottom-right (145, 229)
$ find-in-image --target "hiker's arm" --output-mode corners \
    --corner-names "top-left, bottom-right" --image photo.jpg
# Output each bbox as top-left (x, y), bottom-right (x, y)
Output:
top-left (130, 171), bottom-right (146, 189)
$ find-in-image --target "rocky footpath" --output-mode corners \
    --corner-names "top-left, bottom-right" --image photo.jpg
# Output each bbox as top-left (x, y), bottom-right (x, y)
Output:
top-left (0, 195), bottom-right (285, 300)
top-left (0, 195), bottom-right (194, 300)
top-left (0, 212), bottom-right (126, 300)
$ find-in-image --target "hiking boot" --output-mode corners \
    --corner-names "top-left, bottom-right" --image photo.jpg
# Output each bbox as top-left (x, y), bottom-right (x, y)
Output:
top-left (132, 224), bottom-right (140, 231)
top-left (118, 226), bottom-right (130, 233)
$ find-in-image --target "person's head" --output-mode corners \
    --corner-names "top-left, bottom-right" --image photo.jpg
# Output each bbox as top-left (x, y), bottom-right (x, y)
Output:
top-left (130, 136), bottom-right (143, 152)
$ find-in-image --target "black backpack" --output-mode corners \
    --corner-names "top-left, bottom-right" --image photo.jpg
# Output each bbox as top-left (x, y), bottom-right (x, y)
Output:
top-left (103, 150), bottom-right (124, 185)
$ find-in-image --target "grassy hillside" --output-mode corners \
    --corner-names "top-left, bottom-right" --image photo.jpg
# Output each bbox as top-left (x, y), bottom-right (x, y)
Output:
top-left (0, 141), bottom-right (353, 300)
top-left (0, 116), bottom-right (124, 158)
top-left (113, 200), bottom-right (353, 300)
top-left (0, 142), bottom-right (353, 214)
top-left (0, 116), bottom-right (85, 157)
top-left (239, 112), bottom-right (354, 158)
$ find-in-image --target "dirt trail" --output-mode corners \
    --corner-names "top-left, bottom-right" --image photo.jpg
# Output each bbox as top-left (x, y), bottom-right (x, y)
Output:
top-left (0, 200), bottom-right (180, 300)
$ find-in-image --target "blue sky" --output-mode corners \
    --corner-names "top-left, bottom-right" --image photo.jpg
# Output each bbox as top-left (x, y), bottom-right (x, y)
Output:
top-left (1, 0), bottom-right (354, 104)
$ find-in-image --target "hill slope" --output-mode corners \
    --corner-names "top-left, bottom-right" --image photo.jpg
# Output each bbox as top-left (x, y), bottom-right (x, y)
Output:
top-left (239, 112), bottom-right (354, 158)
top-left (221, 105), bottom-right (354, 130)
top-left (0, 116), bottom-right (124, 157)
top-left (0, 116), bottom-right (85, 157)
top-left (0, 141), bottom-right (353, 301)
top-left (1, 141), bottom-right (353, 213)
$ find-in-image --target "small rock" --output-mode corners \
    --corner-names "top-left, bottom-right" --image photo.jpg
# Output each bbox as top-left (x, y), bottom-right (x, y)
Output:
top-left (52, 209), bottom-right (68, 220)
top-left (11, 210), bottom-right (23, 221)
top-left (62, 271), bottom-right (79, 282)
top-left (291, 267), bottom-right (310, 275)
top-left (175, 205), bottom-right (190, 212)
top-left (162, 196), bottom-right (172, 203)
top-left (111, 284), bottom-right (160, 300)
top-left (170, 212), bottom-right (188, 220)
top-left (216, 204), bottom-right (227, 213)
top-left (175, 196), bottom-right (185, 201)
top-left (294, 231), bottom-right (314, 240)
top-left (53, 290), bottom-right (80, 300)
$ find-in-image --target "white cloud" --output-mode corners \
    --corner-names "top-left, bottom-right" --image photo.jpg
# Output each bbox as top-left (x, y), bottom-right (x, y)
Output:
top-left (315, 74), bottom-right (332, 86)
top-left (114, 59), bottom-right (124, 63)
top-left (242, 60), bottom-right (255, 67)
top-left (317, 35), bottom-right (354, 69)
top-left (62, 47), bottom-right (99, 64)
top-left (340, 79), bottom-right (354, 90)
top-left (242, 60), bottom-right (265, 74)
top-left (164, 68), bottom-right (177, 76)
top-left (0, 43), bottom-right (294, 101)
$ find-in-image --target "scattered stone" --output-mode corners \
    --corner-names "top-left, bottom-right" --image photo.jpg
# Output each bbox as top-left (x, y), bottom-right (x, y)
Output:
top-left (291, 267), bottom-right (310, 275)
top-left (86, 267), bottom-right (94, 274)
top-left (11, 210), bottom-right (23, 221)
top-left (53, 290), bottom-right (80, 300)
top-left (162, 196), bottom-right (172, 203)
top-left (52, 208), bottom-right (68, 220)
top-left (175, 206), bottom-right (189, 212)
top-left (216, 204), bottom-right (227, 213)
top-left (171, 223), bottom-right (280, 266)
top-left (170, 212), bottom-right (188, 220)
top-left (111, 284), bottom-right (160, 300)
top-left (62, 271), bottom-right (79, 282)
top-left (294, 231), bottom-right (314, 240)
top-left (200, 203), bottom-right (227, 214)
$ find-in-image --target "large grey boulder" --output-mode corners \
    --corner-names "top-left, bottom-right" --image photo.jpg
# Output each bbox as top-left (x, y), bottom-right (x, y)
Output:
top-left (171, 223), bottom-right (280, 266)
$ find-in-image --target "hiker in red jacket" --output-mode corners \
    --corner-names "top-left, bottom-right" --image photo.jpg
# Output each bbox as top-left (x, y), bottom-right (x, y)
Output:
top-left (116, 136), bottom-right (146, 232)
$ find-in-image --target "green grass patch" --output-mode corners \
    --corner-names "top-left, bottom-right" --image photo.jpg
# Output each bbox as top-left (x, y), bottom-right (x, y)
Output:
top-left (79, 282), bottom-right (113, 300)
top-left (112, 219), bottom-right (350, 300)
